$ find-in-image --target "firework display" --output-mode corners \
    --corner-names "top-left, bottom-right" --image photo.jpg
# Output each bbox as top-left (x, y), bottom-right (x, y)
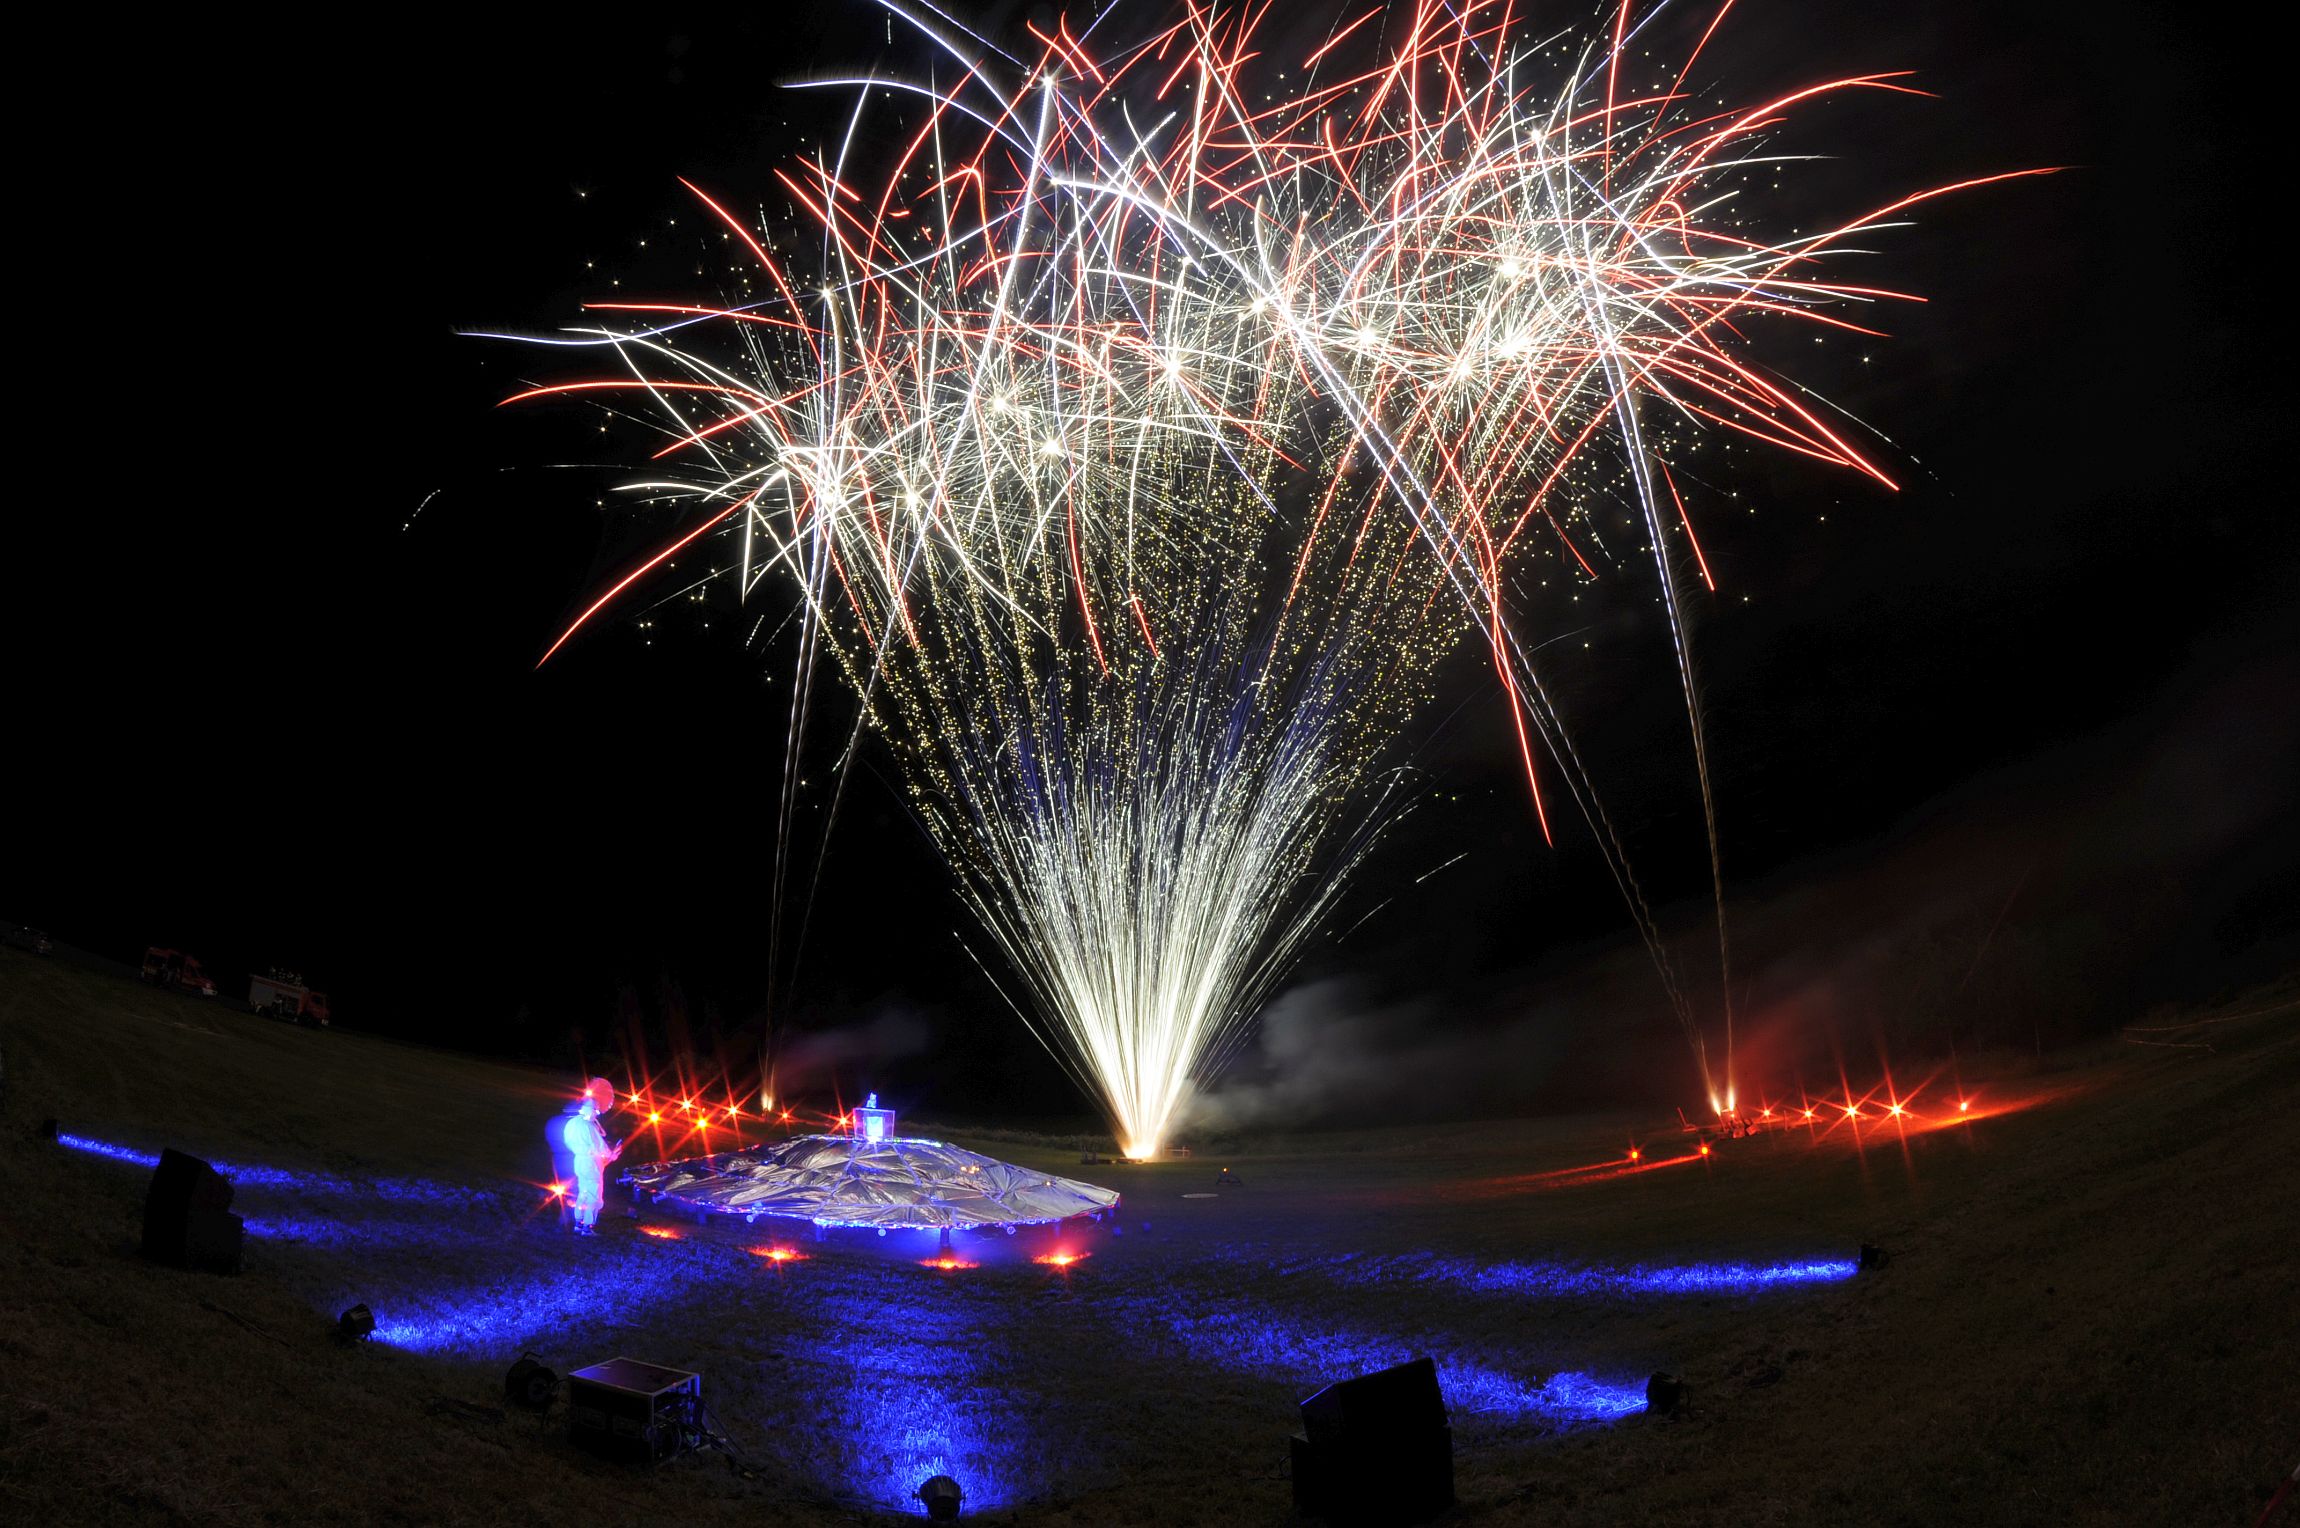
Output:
top-left (509, 1), bottom-right (2031, 1156)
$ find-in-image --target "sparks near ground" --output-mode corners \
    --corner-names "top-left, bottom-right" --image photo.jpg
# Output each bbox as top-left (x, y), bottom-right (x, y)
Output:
top-left (500, 0), bottom-right (2044, 1156)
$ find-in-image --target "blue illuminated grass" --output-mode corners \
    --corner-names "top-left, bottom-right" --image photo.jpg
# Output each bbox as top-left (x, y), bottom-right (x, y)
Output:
top-left (1337, 1251), bottom-right (1860, 1299)
top-left (55, 1131), bottom-right (495, 1207)
top-left (1152, 1303), bottom-right (1647, 1425)
top-left (57, 1132), bottom-right (159, 1167)
top-left (46, 1126), bottom-right (1864, 1504)
top-left (785, 1310), bottom-right (1019, 1512)
top-left (367, 1241), bottom-right (737, 1352)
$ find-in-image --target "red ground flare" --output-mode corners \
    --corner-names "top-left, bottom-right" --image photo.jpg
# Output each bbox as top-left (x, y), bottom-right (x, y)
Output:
top-left (1562, 1152), bottom-right (1705, 1188)
top-left (1034, 1250), bottom-right (1088, 1267)
top-left (748, 1245), bottom-right (806, 1264)
top-left (920, 1256), bottom-right (978, 1271)
top-left (638, 1225), bottom-right (683, 1240)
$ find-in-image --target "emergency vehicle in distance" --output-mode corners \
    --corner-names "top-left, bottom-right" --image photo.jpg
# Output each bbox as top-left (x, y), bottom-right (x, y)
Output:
top-left (141, 947), bottom-right (217, 997)
top-left (250, 969), bottom-right (330, 1027)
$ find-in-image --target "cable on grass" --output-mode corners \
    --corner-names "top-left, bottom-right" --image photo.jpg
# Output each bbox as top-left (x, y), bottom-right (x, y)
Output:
top-left (198, 1299), bottom-right (288, 1347)
top-left (695, 1399), bottom-right (771, 1482)
top-left (424, 1396), bottom-right (505, 1425)
top-left (693, 1401), bottom-right (883, 1513)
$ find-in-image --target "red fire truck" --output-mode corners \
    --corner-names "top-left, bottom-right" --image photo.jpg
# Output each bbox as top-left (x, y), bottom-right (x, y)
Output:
top-left (141, 947), bottom-right (217, 997)
top-left (250, 970), bottom-right (330, 1027)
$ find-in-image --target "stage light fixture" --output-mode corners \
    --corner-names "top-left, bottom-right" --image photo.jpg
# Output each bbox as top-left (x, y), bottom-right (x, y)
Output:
top-left (916, 1473), bottom-right (964, 1520)
top-left (1645, 1372), bottom-right (1687, 1416)
top-left (506, 1354), bottom-right (559, 1410)
top-left (336, 1303), bottom-right (376, 1343)
top-left (1858, 1243), bottom-right (1892, 1273)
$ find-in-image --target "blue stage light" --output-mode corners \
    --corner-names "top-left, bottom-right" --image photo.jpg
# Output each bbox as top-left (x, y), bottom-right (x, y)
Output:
top-left (506, 1354), bottom-right (559, 1411)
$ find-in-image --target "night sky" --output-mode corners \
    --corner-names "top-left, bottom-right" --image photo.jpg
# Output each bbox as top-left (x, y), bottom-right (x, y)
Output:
top-left (16, 3), bottom-right (2294, 1122)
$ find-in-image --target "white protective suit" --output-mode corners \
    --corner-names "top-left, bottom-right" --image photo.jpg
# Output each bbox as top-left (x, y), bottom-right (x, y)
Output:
top-left (562, 1100), bottom-right (613, 1231)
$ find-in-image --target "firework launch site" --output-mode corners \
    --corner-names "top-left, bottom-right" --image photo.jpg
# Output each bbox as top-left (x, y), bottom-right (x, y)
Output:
top-left (4, 951), bottom-right (2293, 1525)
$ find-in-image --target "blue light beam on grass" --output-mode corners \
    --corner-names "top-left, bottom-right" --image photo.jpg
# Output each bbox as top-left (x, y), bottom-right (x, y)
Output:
top-left (57, 1132), bottom-right (160, 1167)
top-left (1365, 1252), bottom-right (1861, 1299)
top-left (367, 1242), bottom-right (743, 1352)
top-left (1258, 1247), bottom-right (1862, 1302)
top-left (49, 1132), bottom-right (502, 1207)
top-left (1160, 1307), bottom-right (1646, 1427)
top-left (790, 1309), bottom-right (1018, 1512)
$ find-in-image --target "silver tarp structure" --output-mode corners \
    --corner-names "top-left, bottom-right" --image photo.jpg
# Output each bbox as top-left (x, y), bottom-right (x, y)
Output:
top-left (620, 1134), bottom-right (1121, 1231)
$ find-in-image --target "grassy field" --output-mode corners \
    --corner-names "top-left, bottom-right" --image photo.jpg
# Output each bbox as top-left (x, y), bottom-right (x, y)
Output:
top-left (3, 949), bottom-right (2295, 1526)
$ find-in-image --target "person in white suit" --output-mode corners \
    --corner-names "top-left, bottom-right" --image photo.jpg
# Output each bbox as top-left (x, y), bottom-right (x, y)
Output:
top-left (561, 1078), bottom-right (623, 1234)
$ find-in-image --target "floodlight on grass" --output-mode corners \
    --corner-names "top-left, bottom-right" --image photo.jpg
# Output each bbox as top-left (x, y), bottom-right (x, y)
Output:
top-left (1645, 1373), bottom-right (1687, 1416)
top-left (336, 1303), bottom-right (376, 1343)
top-left (506, 1354), bottom-right (558, 1410)
top-left (916, 1473), bottom-right (963, 1520)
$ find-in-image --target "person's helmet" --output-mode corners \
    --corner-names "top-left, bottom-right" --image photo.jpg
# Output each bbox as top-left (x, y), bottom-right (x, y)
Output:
top-left (585, 1078), bottom-right (615, 1112)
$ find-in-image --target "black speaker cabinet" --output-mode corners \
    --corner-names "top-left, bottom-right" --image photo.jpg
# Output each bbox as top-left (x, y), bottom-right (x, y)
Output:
top-left (142, 1149), bottom-right (243, 1273)
top-left (1292, 1356), bottom-right (1453, 1525)
top-left (567, 1357), bottom-right (701, 1465)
